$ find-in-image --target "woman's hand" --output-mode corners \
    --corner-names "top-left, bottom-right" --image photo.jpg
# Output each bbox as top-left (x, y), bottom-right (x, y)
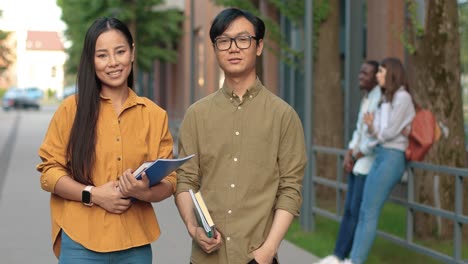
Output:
top-left (364, 112), bottom-right (376, 135)
top-left (118, 169), bottom-right (150, 201)
top-left (402, 125), bottom-right (411, 137)
top-left (363, 112), bottom-right (374, 126)
top-left (92, 181), bottom-right (132, 214)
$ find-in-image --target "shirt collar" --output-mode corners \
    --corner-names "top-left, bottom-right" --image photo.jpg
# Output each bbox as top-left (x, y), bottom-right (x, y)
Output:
top-left (221, 77), bottom-right (263, 101)
top-left (99, 88), bottom-right (146, 111)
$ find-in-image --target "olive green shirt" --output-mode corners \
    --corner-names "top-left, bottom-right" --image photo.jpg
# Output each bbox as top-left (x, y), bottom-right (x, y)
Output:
top-left (176, 78), bottom-right (307, 264)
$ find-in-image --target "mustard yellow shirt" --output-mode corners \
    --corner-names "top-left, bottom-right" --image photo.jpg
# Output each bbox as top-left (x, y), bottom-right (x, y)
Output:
top-left (176, 79), bottom-right (307, 264)
top-left (37, 89), bottom-right (176, 257)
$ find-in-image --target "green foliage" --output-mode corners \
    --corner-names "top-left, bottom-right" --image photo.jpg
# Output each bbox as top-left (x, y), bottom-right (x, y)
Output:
top-left (406, 0), bottom-right (425, 37)
top-left (400, 33), bottom-right (416, 55)
top-left (56, 0), bottom-right (184, 74)
top-left (47, 88), bottom-right (56, 99)
top-left (0, 88), bottom-right (6, 99)
top-left (460, 2), bottom-right (468, 72)
top-left (210, 0), bottom-right (330, 68)
top-left (401, 0), bottom-right (425, 54)
top-left (0, 10), bottom-right (12, 74)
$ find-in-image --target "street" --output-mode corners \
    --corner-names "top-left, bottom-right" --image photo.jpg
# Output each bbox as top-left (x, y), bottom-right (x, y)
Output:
top-left (0, 105), bottom-right (317, 263)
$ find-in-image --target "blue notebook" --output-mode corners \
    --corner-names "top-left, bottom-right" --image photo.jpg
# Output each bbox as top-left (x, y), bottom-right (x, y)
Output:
top-left (133, 154), bottom-right (194, 187)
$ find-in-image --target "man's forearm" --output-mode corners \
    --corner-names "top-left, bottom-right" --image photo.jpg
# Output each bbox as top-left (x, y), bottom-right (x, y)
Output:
top-left (262, 209), bottom-right (294, 253)
top-left (175, 191), bottom-right (198, 238)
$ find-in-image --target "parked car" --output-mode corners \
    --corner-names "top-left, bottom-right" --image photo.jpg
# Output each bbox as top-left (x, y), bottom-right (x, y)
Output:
top-left (2, 87), bottom-right (41, 110)
top-left (25, 87), bottom-right (44, 100)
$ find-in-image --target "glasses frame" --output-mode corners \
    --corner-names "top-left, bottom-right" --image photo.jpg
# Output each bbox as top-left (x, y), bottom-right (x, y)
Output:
top-left (214, 35), bottom-right (258, 51)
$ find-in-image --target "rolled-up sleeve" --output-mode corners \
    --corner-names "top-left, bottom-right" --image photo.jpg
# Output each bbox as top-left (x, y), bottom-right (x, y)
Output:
top-left (37, 103), bottom-right (72, 193)
top-left (154, 111), bottom-right (177, 193)
top-left (176, 107), bottom-right (200, 195)
top-left (275, 108), bottom-right (307, 216)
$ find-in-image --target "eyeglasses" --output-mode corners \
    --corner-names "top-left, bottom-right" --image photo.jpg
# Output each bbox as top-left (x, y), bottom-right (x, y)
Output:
top-left (214, 35), bottom-right (258, 51)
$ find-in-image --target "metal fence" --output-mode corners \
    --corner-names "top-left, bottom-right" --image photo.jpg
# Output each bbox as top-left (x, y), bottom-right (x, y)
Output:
top-left (309, 145), bottom-right (468, 264)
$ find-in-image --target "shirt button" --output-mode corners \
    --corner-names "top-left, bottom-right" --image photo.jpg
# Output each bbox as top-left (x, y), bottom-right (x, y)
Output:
top-left (117, 157), bottom-right (121, 161)
top-left (116, 137), bottom-right (120, 142)
top-left (235, 131), bottom-right (240, 136)
top-left (237, 106), bottom-right (242, 110)
top-left (227, 237), bottom-right (231, 241)
top-left (249, 95), bottom-right (253, 98)
top-left (228, 210), bottom-right (232, 214)
top-left (233, 157), bottom-right (238, 162)
top-left (230, 184), bottom-right (235, 188)
top-left (230, 97), bottom-right (233, 101)
top-left (118, 119), bottom-right (121, 124)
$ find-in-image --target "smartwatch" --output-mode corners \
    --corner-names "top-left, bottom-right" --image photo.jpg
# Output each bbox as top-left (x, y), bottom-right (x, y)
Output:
top-left (82, 185), bottom-right (94, 206)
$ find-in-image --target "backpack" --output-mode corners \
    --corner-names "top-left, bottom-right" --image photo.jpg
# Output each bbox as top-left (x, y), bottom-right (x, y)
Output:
top-left (405, 109), bottom-right (440, 161)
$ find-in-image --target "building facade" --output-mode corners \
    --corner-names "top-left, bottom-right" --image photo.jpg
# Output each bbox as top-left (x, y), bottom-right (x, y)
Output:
top-left (147, 0), bottom-right (406, 132)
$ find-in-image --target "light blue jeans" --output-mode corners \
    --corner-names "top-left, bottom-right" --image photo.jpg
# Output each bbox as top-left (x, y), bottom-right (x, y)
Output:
top-left (349, 146), bottom-right (406, 264)
top-left (59, 231), bottom-right (152, 264)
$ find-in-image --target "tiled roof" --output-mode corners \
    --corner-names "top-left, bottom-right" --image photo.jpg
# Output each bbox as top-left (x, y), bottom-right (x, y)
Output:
top-left (26, 31), bottom-right (64, 51)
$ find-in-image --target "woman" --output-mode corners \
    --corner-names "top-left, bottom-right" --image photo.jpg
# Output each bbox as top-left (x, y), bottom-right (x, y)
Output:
top-left (37, 17), bottom-right (176, 263)
top-left (345, 57), bottom-right (415, 264)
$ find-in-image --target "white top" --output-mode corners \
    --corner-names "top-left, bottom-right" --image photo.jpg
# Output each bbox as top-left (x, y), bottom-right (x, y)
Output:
top-left (347, 85), bottom-right (382, 175)
top-left (370, 87), bottom-right (415, 151)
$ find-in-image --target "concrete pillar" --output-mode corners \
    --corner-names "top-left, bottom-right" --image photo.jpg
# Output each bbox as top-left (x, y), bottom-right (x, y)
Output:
top-left (366, 0), bottom-right (405, 62)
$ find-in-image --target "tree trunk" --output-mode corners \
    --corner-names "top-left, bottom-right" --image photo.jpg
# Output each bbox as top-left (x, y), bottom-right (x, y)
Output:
top-left (313, 0), bottom-right (344, 202)
top-left (406, 0), bottom-right (467, 238)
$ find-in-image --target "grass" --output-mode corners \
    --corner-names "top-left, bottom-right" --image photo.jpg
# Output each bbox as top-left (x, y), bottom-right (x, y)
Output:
top-left (286, 203), bottom-right (468, 263)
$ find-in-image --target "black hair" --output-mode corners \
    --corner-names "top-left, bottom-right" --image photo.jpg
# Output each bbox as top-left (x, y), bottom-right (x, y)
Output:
top-left (67, 17), bottom-right (134, 185)
top-left (209, 8), bottom-right (265, 44)
top-left (365, 60), bottom-right (379, 75)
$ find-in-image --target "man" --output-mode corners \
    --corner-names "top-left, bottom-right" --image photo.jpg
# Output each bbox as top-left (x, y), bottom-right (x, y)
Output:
top-left (316, 61), bottom-right (381, 264)
top-left (175, 8), bottom-right (307, 264)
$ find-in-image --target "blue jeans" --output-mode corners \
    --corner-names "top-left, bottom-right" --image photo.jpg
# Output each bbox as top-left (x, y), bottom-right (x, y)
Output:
top-left (333, 172), bottom-right (367, 260)
top-left (349, 146), bottom-right (406, 264)
top-left (59, 231), bottom-right (152, 264)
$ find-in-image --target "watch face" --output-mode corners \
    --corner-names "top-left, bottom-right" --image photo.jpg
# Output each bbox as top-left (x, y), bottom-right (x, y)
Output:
top-left (82, 190), bottom-right (91, 204)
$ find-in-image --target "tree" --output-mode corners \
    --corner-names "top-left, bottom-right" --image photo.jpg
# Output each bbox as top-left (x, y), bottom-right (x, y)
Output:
top-left (404, 0), bottom-right (467, 238)
top-left (0, 10), bottom-right (12, 74)
top-left (56, 0), bottom-right (183, 75)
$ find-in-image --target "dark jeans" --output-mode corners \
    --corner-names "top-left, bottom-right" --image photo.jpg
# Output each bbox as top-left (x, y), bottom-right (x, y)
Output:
top-left (192, 259), bottom-right (278, 264)
top-left (248, 257), bottom-right (278, 264)
top-left (333, 172), bottom-right (367, 260)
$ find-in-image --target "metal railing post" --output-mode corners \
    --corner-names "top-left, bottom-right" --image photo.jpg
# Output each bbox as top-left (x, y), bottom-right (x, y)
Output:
top-left (454, 174), bottom-right (463, 262)
top-left (300, 0), bottom-right (314, 232)
top-left (406, 168), bottom-right (414, 243)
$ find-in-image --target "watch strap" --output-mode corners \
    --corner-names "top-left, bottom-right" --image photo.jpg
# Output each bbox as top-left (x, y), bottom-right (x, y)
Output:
top-left (82, 185), bottom-right (94, 206)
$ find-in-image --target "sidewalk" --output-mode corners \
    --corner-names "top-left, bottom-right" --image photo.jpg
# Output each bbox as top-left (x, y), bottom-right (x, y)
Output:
top-left (0, 110), bottom-right (19, 193)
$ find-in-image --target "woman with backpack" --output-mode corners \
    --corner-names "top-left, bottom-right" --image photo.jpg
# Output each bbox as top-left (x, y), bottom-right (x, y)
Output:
top-left (343, 57), bottom-right (415, 264)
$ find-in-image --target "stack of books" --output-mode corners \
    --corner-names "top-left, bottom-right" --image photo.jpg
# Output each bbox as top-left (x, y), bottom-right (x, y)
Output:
top-left (189, 189), bottom-right (217, 238)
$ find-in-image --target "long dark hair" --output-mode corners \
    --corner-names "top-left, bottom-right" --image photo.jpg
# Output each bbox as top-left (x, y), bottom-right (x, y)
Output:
top-left (380, 57), bottom-right (409, 103)
top-left (67, 17), bottom-right (134, 185)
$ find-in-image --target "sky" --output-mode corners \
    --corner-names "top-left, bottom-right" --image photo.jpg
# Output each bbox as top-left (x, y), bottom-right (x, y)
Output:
top-left (0, 0), bottom-right (65, 32)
